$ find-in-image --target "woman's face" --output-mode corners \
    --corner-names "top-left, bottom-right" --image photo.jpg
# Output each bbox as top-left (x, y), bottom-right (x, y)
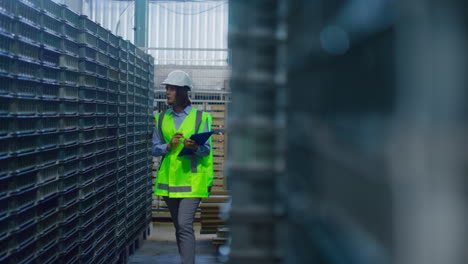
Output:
top-left (166, 85), bottom-right (177, 105)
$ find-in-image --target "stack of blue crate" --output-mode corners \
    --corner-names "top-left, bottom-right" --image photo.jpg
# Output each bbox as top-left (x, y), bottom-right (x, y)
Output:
top-left (0, 0), bottom-right (155, 263)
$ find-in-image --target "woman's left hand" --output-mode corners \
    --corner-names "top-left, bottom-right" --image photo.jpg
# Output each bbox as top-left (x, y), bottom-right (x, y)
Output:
top-left (183, 138), bottom-right (199, 151)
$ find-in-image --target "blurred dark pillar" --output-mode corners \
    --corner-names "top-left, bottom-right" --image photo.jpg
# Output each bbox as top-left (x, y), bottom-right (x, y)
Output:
top-left (227, 0), bottom-right (285, 263)
top-left (393, 1), bottom-right (468, 263)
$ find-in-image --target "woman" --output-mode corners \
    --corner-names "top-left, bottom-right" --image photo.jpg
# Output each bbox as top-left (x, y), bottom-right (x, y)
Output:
top-left (152, 70), bottom-right (214, 264)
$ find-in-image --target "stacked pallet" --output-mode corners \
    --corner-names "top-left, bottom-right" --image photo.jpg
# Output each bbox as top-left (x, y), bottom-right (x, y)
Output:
top-left (199, 194), bottom-right (230, 234)
top-left (0, 1), bottom-right (154, 263)
top-left (197, 102), bottom-right (231, 236)
top-left (192, 102), bottom-right (228, 194)
top-left (212, 227), bottom-right (230, 248)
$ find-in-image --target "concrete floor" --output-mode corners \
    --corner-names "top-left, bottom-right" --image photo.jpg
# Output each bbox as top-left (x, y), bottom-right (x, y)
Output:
top-left (128, 222), bottom-right (221, 264)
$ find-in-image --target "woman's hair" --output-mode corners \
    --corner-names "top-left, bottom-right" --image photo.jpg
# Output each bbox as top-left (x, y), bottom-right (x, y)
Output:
top-left (175, 86), bottom-right (191, 108)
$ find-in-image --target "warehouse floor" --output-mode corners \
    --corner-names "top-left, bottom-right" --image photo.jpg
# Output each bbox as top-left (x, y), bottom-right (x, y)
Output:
top-left (128, 222), bottom-right (221, 264)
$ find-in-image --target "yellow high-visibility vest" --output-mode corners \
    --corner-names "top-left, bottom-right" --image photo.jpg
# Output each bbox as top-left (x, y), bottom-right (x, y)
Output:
top-left (153, 108), bottom-right (213, 198)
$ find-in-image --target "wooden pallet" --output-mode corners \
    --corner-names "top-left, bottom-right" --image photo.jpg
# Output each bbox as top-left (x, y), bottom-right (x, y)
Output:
top-left (200, 195), bottom-right (230, 234)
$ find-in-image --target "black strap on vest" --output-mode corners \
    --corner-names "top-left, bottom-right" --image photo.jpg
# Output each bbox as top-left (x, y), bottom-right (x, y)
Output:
top-left (158, 110), bottom-right (167, 144)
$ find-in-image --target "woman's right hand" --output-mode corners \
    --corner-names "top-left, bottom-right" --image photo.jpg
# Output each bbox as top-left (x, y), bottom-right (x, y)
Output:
top-left (167, 133), bottom-right (184, 151)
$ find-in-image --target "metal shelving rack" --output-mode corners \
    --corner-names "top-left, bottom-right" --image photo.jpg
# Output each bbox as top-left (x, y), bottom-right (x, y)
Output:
top-left (0, 1), bottom-right (155, 263)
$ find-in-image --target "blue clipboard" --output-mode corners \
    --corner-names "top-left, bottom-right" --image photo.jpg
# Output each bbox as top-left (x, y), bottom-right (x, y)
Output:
top-left (178, 131), bottom-right (214, 156)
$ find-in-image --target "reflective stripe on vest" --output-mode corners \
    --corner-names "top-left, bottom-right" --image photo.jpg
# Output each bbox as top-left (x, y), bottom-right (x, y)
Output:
top-left (158, 183), bottom-right (192, 193)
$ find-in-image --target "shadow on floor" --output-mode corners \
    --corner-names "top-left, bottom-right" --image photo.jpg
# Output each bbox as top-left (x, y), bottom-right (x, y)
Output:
top-left (128, 222), bottom-right (221, 264)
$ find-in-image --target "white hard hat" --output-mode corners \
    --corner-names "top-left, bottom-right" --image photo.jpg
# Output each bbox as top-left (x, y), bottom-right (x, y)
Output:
top-left (161, 70), bottom-right (193, 90)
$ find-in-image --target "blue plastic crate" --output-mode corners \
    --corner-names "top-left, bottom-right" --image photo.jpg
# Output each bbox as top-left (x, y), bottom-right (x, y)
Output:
top-left (62, 23), bottom-right (78, 42)
top-left (79, 192), bottom-right (95, 213)
top-left (79, 128), bottom-right (95, 144)
top-left (78, 116), bottom-right (95, 130)
top-left (59, 54), bottom-right (79, 71)
top-left (59, 101), bottom-right (78, 116)
top-left (11, 231), bottom-right (37, 263)
top-left (79, 74), bottom-right (97, 88)
top-left (79, 102), bottom-right (96, 116)
top-left (96, 63), bottom-right (107, 78)
top-left (60, 171), bottom-right (78, 191)
top-left (37, 194), bottom-right (59, 219)
top-left (39, 116), bottom-right (59, 133)
top-left (127, 62), bottom-right (135, 75)
top-left (59, 70), bottom-right (79, 85)
top-left (78, 46), bottom-right (96, 60)
top-left (58, 85), bottom-right (79, 101)
top-left (59, 187), bottom-right (78, 208)
top-left (107, 92), bottom-right (117, 105)
top-left (36, 149), bottom-right (57, 168)
top-left (79, 15), bottom-right (97, 34)
top-left (79, 142), bottom-right (96, 158)
top-left (56, 130), bottom-right (77, 146)
top-left (95, 140), bottom-right (107, 155)
top-left (10, 205), bottom-right (37, 237)
top-left (96, 78), bottom-right (107, 90)
top-left (15, 20), bottom-right (41, 44)
top-left (41, 82), bottom-right (60, 99)
top-left (59, 240), bottom-right (79, 263)
top-left (59, 116), bottom-right (79, 131)
top-left (108, 33), bottom-right (118, 48)
top-left (14, 58), bottom-right (40, 80)
top-left (13, 134), bottom-right (38, 155)
top-left (40, 48), bottom-right (60, 67)
top-left (96, 51), bottom-right (108, 65)
top-left (13, 78), bottom-right (40, 98)
top-left (78, 31), bottom-right (97, 47)
top-left (107, 128), bottom-right (117, 139)
top-left (78, 181), bottom-right (94, 200)
top-left (40, 99), bottom-right (59, 116)
top-left (37, 180), bottom-right (60, 202)
top-left (106, 161), bottom-right (117, 175)
top-left (36, 241), bottom-right (59, 264)
top-left (0, 13), bottom-right (14, 35)
top-left (107, 80), bottom-right (118, 93)
top-left (97, 37), bottom-right (107, 53)
top-left (95, 128), bottom-right (107, 141)
top-left (107, 103), bottom-right (117, 114)
top-left (12, 97), bottom-right (40, 116)
top-left (62, 39), bottom-right (79, 56)
top-left (95, 89), bottom-right (106, 103)
top-left (0, 33), bottom-right (15, 54)
top-left (106, 116), bottom-right (117, 128)
top-left (12, 116), bottom-right (39, 135)
top-left (78, 59), bottom-right (97, 74)
top-left (108, 46), bottom-right (118, 60)
top-left (41, 30), bottom-right (62, 52)
top-left (95, 116), bottom-right (106, 129)
top-left (60, 201), bottom-right (80, 227)
top-left (58, 144), bottom-right (78, 163)
top-left (36, 164), bottom-right (59, 185)
top-left (62, 7), bottom-right (80, 28)
top-left (14, 39), bottom-right (40, 62)
top-left (41, 12), bottom-right (62, 36)
top-left (37, 132), bottom-right (59, 151)
top-left (41, 65), bottom-right (60, 83)
top-left (10, 186), bottom-right (37, 213)
top-left (95, 152), bottom-right (106, 166)
top-left (16, 1), bottom-right (41, 26)
top-left (42, 0), bottom-right (63, 20)
top-left (108, 68), bottom-right (118, 81)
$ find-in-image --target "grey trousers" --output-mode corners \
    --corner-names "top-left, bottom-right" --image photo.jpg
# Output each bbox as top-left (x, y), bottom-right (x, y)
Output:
top-left (163, 197), bottom-right (201, 264)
